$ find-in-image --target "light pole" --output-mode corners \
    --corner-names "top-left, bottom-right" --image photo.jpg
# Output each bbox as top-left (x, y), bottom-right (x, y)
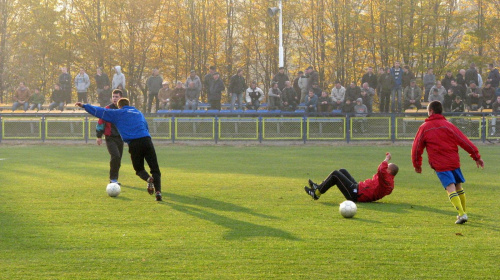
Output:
top-left (268, 0), bottom-right (284, 68)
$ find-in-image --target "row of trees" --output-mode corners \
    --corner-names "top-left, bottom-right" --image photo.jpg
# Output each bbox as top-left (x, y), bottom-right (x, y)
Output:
top-left (1, 0), bottom-right (499, 109)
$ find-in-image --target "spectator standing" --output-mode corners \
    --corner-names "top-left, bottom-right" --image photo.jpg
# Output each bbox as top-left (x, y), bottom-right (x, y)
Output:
top-left (146, 68), bottom-right (163, 113)
top-left (281, 81), bottom-right (299, 112)
top-left (465, 63), bottom-right (479, 87)
top-left (59, 67), bottom-right (72, 104)
top-left (245, 82), bottom-right (265, 110)
top-left (228, 69), bottom-right (247, 110)
top-left (465, 82), bottom-right (482, 111)
top-left (423, 68), bottom-right (436, 102)
top-left (298, 70), bottom-right (310, 103)
top-left (29, 89), bottom-right (44, 111)
top-left (487, 63), bottom-right (500, 89)
top-left (304, 89), bottom-right (318, 113)
top-left (95, 67), bottom-right (110, 99)
top-left (330, 81), bottom-right (346, 110)
top-left (98, 85), bottom-right (112, 107)
top-left (456, 69), bottom-right (466, 89)
top-left (402, 66), bottom-right (415, 89)
top-left (361, 66), bottom-right (378, 90)
top-left (272, 67), bottom-right (289, 91)
top-left (74, 67), bottom-right (90, 103)
top-left (403, 80), bottom-right (422, 110)
top-left (306, 66), bottom-right (319, 92)
top-left (158, 82), bottom-right (171, 110)
top-left (267, 82), bottom-right (282, 110)
top-left (12, 82), bottom-right (30, 111)
top-left (185, 81), bottom-right (200, 110)
top-left (490, 96), bottom-right (500, 135)
top-left (378, 68), bottom-right (394, 113)
top-left (48, 84), bottom-right (66, 111)
top-left (204, 66), bottom-right (216, 99)
top-left (390, 61), bottom-right (404, 112)
top-left (360, 82), bottom-right (375, 113)
top-left (208, 72), bottom-right (225, 110)
top-left (293, 71), bottom-right (303, 101)
top-left (441, 71), bottom-right (454, 91)
top-left (354, 98), bottom-right (368, 132)
top-left (170, 81), bottom-right (186, 110)
top-left (112, 66), bottom-right (126, 90)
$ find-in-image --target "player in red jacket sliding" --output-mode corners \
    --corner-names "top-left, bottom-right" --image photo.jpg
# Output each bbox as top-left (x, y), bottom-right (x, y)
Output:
top-left (304, 153), bottom-right (398, 202)
top-left (412, 100), bottom-right (484, 224)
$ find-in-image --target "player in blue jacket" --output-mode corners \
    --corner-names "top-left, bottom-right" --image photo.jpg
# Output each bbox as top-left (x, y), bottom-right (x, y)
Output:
top-left (76, 95), bottom-right (163, 201)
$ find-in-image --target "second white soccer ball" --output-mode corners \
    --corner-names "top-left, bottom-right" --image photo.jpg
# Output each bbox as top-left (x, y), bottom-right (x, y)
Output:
top-left (106, 183), bottom-right (121, 197)
top-left (339, 200), bottom-right (357, 218)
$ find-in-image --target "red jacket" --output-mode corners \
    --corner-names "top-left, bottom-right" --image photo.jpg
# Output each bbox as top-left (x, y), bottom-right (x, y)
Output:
top-left (357, 161), bottom-right (394, 202)
top-left (412, 114), bottom-right (481, 172)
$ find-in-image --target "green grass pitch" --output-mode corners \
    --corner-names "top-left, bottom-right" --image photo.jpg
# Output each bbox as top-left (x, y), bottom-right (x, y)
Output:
top-left (0, 144), bottom-right (499, 279)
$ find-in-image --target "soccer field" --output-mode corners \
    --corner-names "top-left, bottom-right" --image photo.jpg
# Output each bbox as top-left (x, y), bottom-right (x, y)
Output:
top-left (0, 144), bottom-right (498, 279)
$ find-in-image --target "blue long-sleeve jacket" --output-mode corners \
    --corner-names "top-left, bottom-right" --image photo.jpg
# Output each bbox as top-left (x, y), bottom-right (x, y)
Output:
top-left (83, 104), bottom-right (150, 143)
top-left (390, 67), bottom-right (403, 88)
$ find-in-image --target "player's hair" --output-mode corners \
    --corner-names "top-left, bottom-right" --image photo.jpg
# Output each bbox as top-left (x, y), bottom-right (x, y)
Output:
top-left (112, 89), bottom-right (123, 97)
top-left (428, 100), bottom-right (443, 114)
top-left (117, 98), bottom-right (130, 108)
top-left (388, 163), bottom-right (399, 176)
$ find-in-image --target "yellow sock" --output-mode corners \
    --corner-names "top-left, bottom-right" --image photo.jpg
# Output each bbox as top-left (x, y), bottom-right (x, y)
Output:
top-left (315, 189), bottom-right (321, 197)
top-left (457, 189), bottom-right (466, 212)
top-left (449, 192), bottom-right (465, 216)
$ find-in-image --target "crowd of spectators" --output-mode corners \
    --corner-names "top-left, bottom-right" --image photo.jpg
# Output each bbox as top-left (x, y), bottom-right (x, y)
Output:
top-left (5, 62), bottom-right (500, 121)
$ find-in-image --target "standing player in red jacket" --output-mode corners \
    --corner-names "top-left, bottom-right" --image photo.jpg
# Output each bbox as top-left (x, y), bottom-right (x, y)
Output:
top-left (412, 101), bottom-right (484, 224)
top-left (96, 89), bottom-right (124, 185)
top-left (304, 153), bottom-right (398, 202)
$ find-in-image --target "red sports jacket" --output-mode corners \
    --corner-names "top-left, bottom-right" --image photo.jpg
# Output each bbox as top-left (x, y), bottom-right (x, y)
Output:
top-left (357, 161), bottom-right (394, 202)
top-left (412, 114), bottom-right (481, 172)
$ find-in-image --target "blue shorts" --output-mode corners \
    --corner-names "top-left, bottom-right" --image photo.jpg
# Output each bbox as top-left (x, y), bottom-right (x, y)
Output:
top-left (436, 168), bottom-right (466, 189)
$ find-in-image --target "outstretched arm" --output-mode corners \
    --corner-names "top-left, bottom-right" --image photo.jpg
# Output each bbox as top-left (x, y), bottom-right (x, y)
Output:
top-left (384, 152), bottom-right (391, 162)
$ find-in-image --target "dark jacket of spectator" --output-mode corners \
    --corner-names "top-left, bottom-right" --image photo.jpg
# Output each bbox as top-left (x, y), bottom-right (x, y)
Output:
top-left (170, 88), bottom-right (186, 109)
top-left (51, 88), bottom-right (66, 103)
top-left (228, 74), bottom-right (247, 94)
top-left (378, 73), bottom-right (394, 92)
top-left (281, 87), bottom-right (298, 111)
top-left (345, 86), bottom-right (361, 101)
top-left (465, 67), bottom-right (479, 87)
top-left (441, 75), bottom-right (454, 91)
top-left (443, 92), bottom-right (456, 112)
top-left (307, 70), bottom-right (319, 91)
top-left (361, 73), bottom-right (378, 89)
top-left (482, 86), bottom-right (496, 109)
top-left (402, 70), bottom-right (415, 89)
top-left (146, 75), bottom-right (163, 94)
top-left (209, 79), bottom-right (225, 101)
top-left (95, 73), bottom-right (110, 89)
top-left (272, 72), bottom-right (289, 91)
top-left (488, 68), bottom-right (500, 88)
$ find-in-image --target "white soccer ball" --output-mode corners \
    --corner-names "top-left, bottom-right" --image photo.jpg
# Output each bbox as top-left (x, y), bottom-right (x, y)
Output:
top-left (339, 200), bottom-right (357, 218)
top-left (106, 183), bottom-right (121, 197)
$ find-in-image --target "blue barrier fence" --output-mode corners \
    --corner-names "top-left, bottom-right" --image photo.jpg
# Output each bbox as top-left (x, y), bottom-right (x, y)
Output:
top-left (0, 112), bottom-right (497, 143)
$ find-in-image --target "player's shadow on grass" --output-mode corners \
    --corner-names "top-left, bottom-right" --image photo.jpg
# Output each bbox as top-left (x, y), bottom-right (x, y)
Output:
top-left (164, 193), bottom-right (299, 241)
top-left (361, 202), bottom-right (457, 216)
